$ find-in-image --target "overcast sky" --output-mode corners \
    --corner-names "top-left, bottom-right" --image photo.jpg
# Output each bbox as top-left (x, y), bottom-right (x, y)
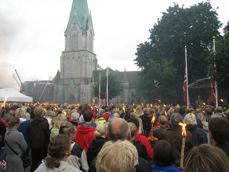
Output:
top-left (0, 0), bottom-right (228, 89)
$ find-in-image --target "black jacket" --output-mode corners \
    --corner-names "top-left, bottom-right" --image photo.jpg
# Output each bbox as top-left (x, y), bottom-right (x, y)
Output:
top-left (29, 117), bottom-right (50, 149)
top-left (87, 136), bottom-right (107, 167)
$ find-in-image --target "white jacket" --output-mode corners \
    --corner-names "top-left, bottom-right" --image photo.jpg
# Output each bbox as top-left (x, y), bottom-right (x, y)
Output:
top-left (35, 160), bottom-right (81, 172)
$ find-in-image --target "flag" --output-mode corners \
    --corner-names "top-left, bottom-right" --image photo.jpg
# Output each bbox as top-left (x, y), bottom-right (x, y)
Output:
top-left (210, 78), bottom-right (216, 102)
top-left (183, 75), bottom-right (187, 102)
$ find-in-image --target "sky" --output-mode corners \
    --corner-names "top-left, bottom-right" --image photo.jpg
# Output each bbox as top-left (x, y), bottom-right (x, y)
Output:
top-left (0, 0), bottom-right (228, 89)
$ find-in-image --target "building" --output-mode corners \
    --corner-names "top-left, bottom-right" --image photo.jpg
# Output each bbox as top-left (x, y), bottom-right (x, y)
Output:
top-left (54, 0), bottom-right (97, 103)
top-left (22, 0), bottom-right (140, 104)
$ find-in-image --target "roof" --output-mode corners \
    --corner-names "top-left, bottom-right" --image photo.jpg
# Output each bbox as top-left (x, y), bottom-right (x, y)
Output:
top-left (0, 88), bottom-right (33, 102)
top-left (68, 0), bottom-right (90, 30)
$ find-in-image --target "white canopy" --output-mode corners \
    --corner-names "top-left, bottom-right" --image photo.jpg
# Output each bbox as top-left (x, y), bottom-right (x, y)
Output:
top-left (0, 88), bottom-right (33, 102)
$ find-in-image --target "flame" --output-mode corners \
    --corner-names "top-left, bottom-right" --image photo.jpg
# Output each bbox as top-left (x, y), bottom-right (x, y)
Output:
top-left (179, 122), bottom-right (187, 137)
top-left (151, 115), bottom-right (156, 124)
top-left (2, 97), bottom-right (8, 106)
top-left (123, 107), bottom-right (125, 113)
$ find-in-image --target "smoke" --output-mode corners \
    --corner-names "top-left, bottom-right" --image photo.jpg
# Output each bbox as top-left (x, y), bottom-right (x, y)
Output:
top-left (0, 13), bottom-right (19, 89)
top-left (0, 61), bottom-right (18, 89)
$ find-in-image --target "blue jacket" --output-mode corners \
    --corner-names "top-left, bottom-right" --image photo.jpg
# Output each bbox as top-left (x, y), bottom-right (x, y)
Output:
top-left (152, 164), bottom-right (182, 172)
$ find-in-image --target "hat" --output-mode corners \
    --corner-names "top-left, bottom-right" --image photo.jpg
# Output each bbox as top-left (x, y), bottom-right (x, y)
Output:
top-left (102, 112), bottom-right (111, 121)
top-left (184, 113), bottom-right (197, 125)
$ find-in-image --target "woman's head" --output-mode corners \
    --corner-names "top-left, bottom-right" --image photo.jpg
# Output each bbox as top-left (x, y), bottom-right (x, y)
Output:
top-left (128, 122), bottom-right (138, 140)
top-left (33, 106), bottom-right (45, 118)
top-left (59, 121), bottom-right (75, 140)
top-left (184, 144), bottom-right (229, 172)
top-left (96, 140), bottom-right (138, 172)
top-left (45, 134), bottom-right (71, 168)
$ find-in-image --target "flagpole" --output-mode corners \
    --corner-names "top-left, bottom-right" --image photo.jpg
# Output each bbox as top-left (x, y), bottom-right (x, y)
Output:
top-left (106, 67), bottom-right (109, 106)
top-left (99, 70), bottom-right (101, 106)
top-left (213, 36), bottom-right (218, 107)
top-left (185, 46), bottom-right (190, 108)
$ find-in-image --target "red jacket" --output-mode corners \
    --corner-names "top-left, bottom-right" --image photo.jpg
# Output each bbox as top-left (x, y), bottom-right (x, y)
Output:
top-left (135, 133), bottom-right (154, 160)
top-left (75, 125), bottom-right (96, 151)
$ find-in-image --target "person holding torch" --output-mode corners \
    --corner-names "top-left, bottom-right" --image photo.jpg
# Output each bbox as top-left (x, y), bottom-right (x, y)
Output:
top-left (162, 113), bottom-right (192, 166)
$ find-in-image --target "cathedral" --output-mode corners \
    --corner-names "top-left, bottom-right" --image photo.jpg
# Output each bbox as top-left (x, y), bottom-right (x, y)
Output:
top-left (22, 0), bottom-right (139, 104)
top-left (53, 0), bottom-right (97, 103)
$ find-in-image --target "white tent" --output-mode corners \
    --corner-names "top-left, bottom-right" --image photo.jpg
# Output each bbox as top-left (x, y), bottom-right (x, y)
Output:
top-left (0, 88), bottom-right (33, 102)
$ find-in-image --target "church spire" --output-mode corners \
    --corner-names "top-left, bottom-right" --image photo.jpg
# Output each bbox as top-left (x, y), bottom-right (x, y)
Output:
top-left (68, 0), bottom-right (90, 30)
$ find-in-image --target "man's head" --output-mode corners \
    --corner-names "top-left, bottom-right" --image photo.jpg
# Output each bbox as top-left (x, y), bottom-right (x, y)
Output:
top-left (107, 118), bottom-right (130, 141)
top-left (209, 117), bottom-right (229, 145)
top-left (83, 110), bottom-right (93, 122)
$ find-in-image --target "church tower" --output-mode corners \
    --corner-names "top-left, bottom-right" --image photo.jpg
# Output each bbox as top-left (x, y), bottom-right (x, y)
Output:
top-left (58, 0), bottom-right (97, 103)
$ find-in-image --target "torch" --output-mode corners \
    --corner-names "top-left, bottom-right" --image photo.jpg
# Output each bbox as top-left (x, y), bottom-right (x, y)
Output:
top-left (179, 122), bottom-right (187, 168)
top-left (2, 97), bottom-right (8, 107)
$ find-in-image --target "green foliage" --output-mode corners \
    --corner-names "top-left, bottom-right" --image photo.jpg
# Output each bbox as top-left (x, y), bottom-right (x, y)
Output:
top-left (93, 70), bottom-right (122, 100)
top-left (135, 2), bottom-right (221, 103)
top-left (215, 32), bottom-right (229, 96)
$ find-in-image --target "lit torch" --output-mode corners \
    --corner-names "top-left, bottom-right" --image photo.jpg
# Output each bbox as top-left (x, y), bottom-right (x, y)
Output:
top-left (179, 122), bottom-right (187, 168)
top-left (122, 106), bottom-right (125, 114)
top-left (2, 97), bottom-right (8, 107)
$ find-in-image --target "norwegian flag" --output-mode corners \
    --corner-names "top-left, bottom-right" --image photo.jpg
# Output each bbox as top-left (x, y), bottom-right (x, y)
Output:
top-left (183, 75), bottom-right (187, 102)
top-left (210, 78), bottom-right (216, 102)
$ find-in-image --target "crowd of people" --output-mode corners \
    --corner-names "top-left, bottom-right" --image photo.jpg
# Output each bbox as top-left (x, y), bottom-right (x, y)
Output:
top-left (0, 102), bottom-right (229, 172)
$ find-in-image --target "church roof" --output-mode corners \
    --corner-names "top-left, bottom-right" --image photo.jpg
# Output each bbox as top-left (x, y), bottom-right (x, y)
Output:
top-left (68, 0), bottom-right (90, 30)
top-left (114, 71), bottom-right (140, 88)
top-left (94, 70), bottom-right (140, 89)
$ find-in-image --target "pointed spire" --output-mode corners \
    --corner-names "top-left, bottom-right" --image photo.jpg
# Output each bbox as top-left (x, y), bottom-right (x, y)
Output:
top-left (121, 67), bottom-right (128, 83)
top-left (68, 0), bottom-right (90, 30)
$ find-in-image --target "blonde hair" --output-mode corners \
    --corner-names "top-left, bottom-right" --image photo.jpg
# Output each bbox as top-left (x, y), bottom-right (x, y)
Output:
top-left (95, 124), bottom-right (106, 137)
top-left (51, 118), bottom-right (62, 129)
top-left (128, 122), bottom-right (138, 140)
top-left (184, 144), bottom-right (229, 172)
top-left (15, 107), bottom-right (26, 118)
top-left (96, 140), bottom-right (138, 172)
top-left (34, 106), bottom-right (45, 118)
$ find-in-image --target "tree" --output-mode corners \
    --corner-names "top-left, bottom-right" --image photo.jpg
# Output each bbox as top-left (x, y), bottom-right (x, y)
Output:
top-left (215, 22), bottom-right (229, 98)
top-left (135, 2), bottom-right (221, 103)
top-left (93, 69), bottom-right (122, 100)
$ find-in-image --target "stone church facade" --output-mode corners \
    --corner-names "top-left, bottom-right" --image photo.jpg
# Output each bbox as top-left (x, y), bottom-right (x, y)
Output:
top-left (22, 0), bottom-right (139, 104)
top-left (54, 0), bottom-right (97, 103)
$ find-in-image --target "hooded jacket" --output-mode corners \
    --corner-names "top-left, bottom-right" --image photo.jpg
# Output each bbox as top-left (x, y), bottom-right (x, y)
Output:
top-left (135, 133), bottom-right (154, 160)
top-left (75, 125), bottom-right (96, 152)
